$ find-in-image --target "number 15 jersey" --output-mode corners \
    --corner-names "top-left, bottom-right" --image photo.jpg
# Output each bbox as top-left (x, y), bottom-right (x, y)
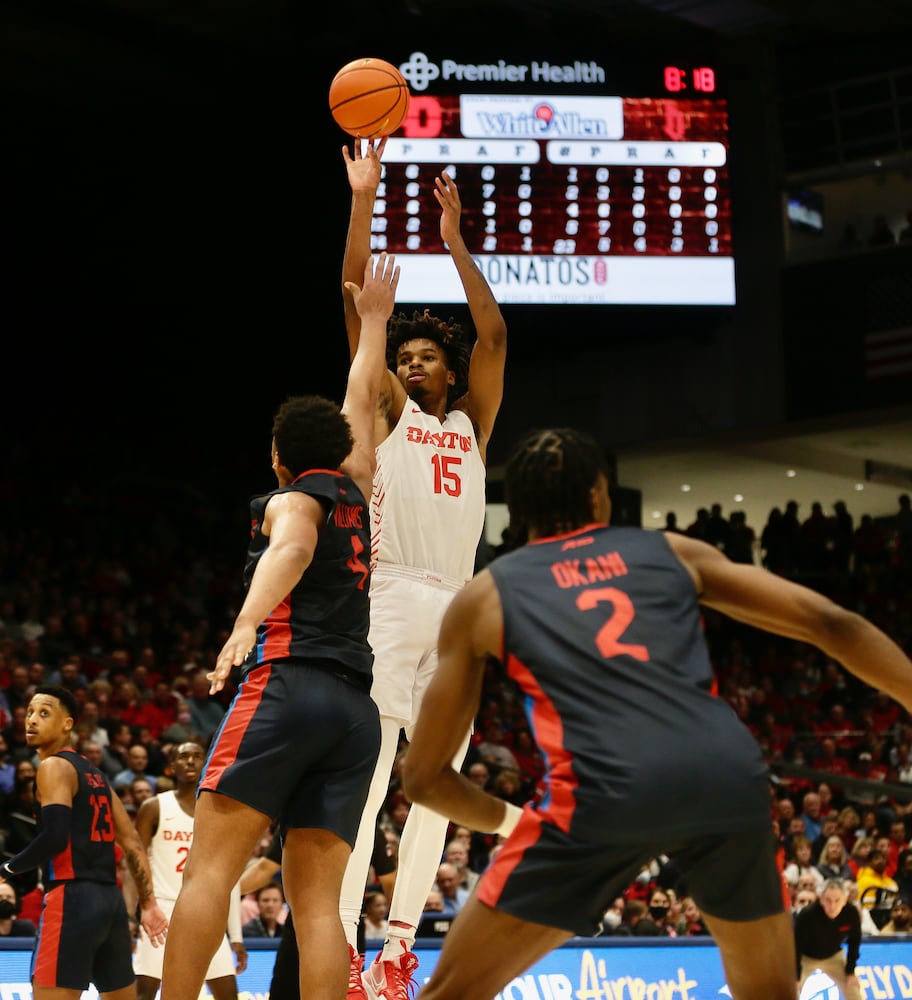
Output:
top-left (371, 406), bottom-right (486, 584)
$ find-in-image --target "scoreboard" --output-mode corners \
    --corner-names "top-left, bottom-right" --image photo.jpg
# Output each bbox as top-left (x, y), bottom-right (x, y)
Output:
top-left (363, 50), bottom-right (735, 307)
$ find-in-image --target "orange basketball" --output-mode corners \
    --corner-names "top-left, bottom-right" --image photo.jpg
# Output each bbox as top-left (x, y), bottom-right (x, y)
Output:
top-left (329, 57), bottom-right (410, 139)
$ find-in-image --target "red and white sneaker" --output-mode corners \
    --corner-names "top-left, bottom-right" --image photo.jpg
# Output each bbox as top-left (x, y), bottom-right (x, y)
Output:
top-left (348, 945), bottom-right (368, 1000)
top-left (362, 941), bottom-right (420, 1000)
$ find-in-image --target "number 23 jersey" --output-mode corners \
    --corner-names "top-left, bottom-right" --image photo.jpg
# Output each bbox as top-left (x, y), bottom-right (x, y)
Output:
top-left (44, 749), bottom-right (118, 884)
top-left (487, 524), bottom-right (770, 842)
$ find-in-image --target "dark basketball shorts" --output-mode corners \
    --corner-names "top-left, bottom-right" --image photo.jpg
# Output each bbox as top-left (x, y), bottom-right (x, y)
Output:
top-left (478, 811), bottom-right (785, 936)
top-left (199, 659), bottom-right (381, 845)
top-left (32, 880), bottom-right (134, 991)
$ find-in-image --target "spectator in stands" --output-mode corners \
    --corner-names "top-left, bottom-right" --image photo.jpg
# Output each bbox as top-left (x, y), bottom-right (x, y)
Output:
top-left (511, 728), bottom-right (545, 792)
top-left (435, 863), bottom-right (469, 915)
top-left (879, 895), bottom-right (912, 935)
top-left (422, 887), bottom-right (446, 915)
top-left (76, 698), bottom-right (110, 748)
top-left (853, 515), bottom-right (889, 580)
top-left (130, 777), bottom-right (155, 810)
top-left (661, 512), bottom-right (684, 534)
top-left (812, 737), bottom-right (852, 789)
top-left (793, 887), bottom-right (817, 912)
top-left (784, 838), bottom-right (825, 894)
top-left (160, 701), bottom-right (199, 749)
top-left (811, 813), bottom-right (841, 860)
top-left (883, 818), bottom-right (909, 877)
top-left (113, 744), bottom-right (158, 793)
top-left (816, 835), bottom-right (853, 882)
top-left (685, 507), bottom-right (710, 541)
top-left (242, 883), bottom-right (285, 939)
top-left (186, 669), bottom-right (225, 745)
top-left (443, 838), bottom-right (479, 893)
top-left (679, 895), bottom-right (710, 935)
top-left (848, 835), bottom-right (876, 879)
top-left (475, 719), bottom-right (519, 775)
top-left (0, 733), bottom-right (16, 797)
top-left (828, 500), bottom-right (854, 574)
top-left (724, 510), bottom-right (756, 564)
top-left (362, 891), bottom-right (389, 942)
top-left (0, 882), bottom-right (36, 937)
top-left (464, 761), bottom-right (491, 791)
top-left (644, 887), bottom-right (678, 937)
top-left (491, 767), bottom-right (526, 808)
top-left (855, 848), bottom-right (899, 922)
top-left (613, 899), bottom-right (652, 936)
top-left (800, 791), bottom-right (824, 844)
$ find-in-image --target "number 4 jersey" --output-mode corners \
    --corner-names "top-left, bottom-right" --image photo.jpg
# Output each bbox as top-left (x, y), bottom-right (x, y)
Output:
top-left (371, 406), bottom-right (486, 584)
top-left (486, 524), bottom-right (770, 842)
top-left (44, 749), bottom-right (118, 883)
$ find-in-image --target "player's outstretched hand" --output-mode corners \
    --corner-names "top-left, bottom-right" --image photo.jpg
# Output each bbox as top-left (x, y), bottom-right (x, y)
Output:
top-left (343, 137), bottom-right (387, 194)
top-left (344, 252), bottom-right (399, 321)
top-left (141, 900), bottom-right (169, 948)
top-left (435, 170), bottom-right (463, 247)
top-left (209, 624), bottom-right (257, 694)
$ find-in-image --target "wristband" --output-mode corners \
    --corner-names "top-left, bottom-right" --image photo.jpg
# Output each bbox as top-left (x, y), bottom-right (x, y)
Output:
top-left (493, 802), bottom-right (522, 838)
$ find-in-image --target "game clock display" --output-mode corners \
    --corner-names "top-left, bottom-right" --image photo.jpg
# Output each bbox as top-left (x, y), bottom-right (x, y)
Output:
top-left (366, 50), bottom-right (735, 307)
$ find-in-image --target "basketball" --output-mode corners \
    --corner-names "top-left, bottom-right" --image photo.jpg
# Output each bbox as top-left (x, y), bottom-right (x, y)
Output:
top-left (329, 57), bottom-right (410, 139)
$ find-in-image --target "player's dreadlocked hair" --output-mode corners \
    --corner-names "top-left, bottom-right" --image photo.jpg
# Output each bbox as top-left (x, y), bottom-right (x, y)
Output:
top-left (386, 309), bottom-right (471, 404)
top-left (505, 428), bottom-right (609, 538)
top-left (272, 395), bottom-right (354, 477)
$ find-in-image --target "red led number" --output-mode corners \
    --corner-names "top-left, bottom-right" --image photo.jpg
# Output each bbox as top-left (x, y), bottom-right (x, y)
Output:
top-left (694, 67), bottom-right (716, 92)
top-left (664, 66), bottom-right (684, 93)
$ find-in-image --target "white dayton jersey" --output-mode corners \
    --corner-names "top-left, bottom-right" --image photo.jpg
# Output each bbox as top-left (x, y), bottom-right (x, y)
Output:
top-left (371, 406), bottom-right (486, 584)
top-left (148, 790), bottom-right (193, 901)
top-left (134, 789), bottom-right (241, 980)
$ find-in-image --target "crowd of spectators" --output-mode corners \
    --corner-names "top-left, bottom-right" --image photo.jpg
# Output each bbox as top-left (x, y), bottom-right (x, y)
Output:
top-left (1, 479), bottom-right (911, 939)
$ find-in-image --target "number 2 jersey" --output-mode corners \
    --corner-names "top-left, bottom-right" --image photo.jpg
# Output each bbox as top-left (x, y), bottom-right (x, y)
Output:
top-left (44, 748), bottom-right (117, 884)
top-left (486, 524), bottom-right (770, 843)
top-left (371, 406), bottom-right (486, 584)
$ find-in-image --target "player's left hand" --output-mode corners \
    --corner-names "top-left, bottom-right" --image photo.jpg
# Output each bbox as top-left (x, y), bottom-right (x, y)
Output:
top-left (141, 901), bottom-right (169, 947)
top-left (232, 940), bottom-right (249, 974)
top-left (210, 624), bottom-right (257, 693)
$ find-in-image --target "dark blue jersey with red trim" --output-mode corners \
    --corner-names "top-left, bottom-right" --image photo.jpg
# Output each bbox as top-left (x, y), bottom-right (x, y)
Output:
top-left (487, 524), bottom-right (770, 843)
top-left (242, 470), bottom-right (373, 683)
top-left (45, 749), bottom-right (117, 884)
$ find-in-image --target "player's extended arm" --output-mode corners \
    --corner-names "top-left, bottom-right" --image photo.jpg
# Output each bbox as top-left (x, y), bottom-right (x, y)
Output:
top-left (402, 572), bottom-right (521, 837)
top-left (228, 878), bottom-right (248, 973)
top-left (341, 252), bottom-right (399, 499)
top-left (341, 138), bottom-right (388, 358)
top-left (112, 791), bottom-right (168, 946)
top-left (436, 171), bottom-right (507, 448)
top-left (208, 493), bottom-right (321, 694)
top-left (668, 532), bottom-right (912, 712)
top-left (0, 757), bottom-right (74, 881)
top-left (123, 794), bottom-right (160, 920)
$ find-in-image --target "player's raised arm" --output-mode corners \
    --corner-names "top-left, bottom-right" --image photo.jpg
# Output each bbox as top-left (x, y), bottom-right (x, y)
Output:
top-left (436, 171), bottom-right (507, 452)
top-left (341, 138), bottom-right (387, 358)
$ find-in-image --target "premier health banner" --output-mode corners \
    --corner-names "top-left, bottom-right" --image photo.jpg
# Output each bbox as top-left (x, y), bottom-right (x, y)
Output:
top-left (1, 936), bottom-right (911, 998)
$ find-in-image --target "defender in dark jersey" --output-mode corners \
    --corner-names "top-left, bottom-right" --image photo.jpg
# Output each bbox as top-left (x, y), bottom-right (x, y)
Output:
top-left (403, 427), bottom-right (912, 1000)
top-left (0, 684), bottom-right (167, 1000)
top-left (161, 253), bottom-right (399, 1000)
